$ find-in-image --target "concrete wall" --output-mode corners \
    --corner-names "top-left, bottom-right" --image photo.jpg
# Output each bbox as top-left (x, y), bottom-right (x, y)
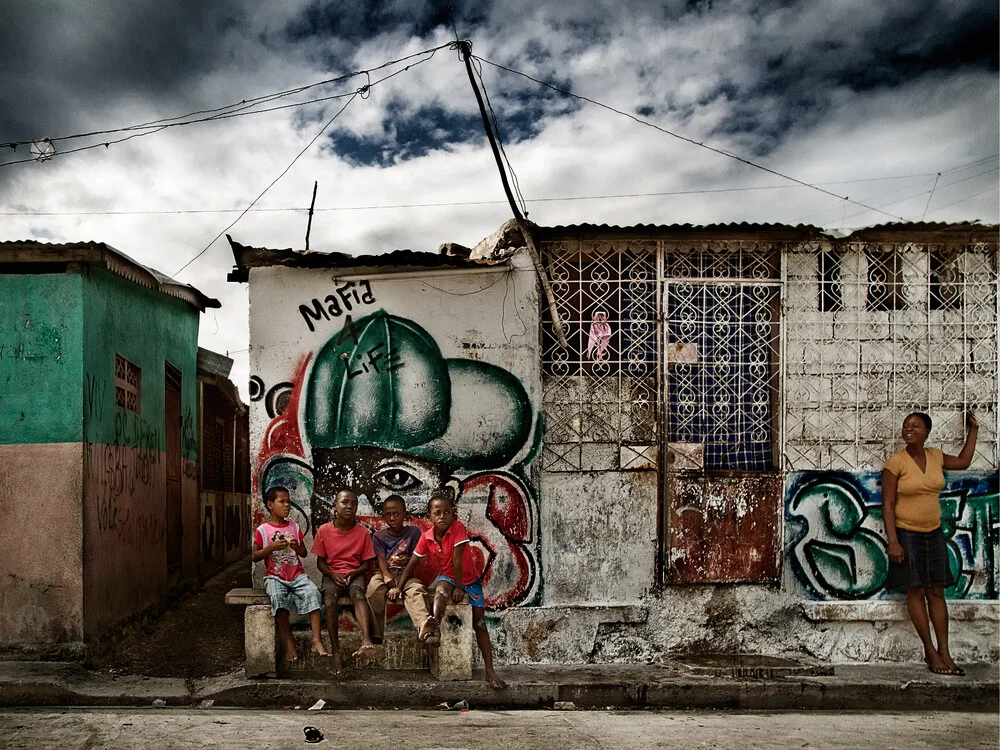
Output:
top-left (497, 239), bottom-right (998, 667)
top-left (80, 266), bottom-right (201, 639)
top-left (247, 257), bottom-right (542, 609)
top-left (0, 272), bottom-right (85, 650)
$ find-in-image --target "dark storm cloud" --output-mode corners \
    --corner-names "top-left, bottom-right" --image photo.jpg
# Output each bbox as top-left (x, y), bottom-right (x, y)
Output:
top-left (328, 101), bottom-right (484, 167)
top-left (0, 0), bottom-right (248, 142)
top-left (698, 0), bottom-right (999, 154)
top-left (286, 0), bottom-right (453, 45)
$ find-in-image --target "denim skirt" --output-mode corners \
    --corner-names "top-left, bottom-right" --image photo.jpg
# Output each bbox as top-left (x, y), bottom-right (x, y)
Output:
top-left (885, 526), bottom-right (956, 590)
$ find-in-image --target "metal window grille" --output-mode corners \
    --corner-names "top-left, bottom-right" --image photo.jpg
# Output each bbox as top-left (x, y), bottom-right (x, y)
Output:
top-left (541, 240), bottom-right (780, 472)
top-left (541, 241), bottom-right (658, 471)
top-left (664, 281), bottom-right (779, 470)
top-left (784, 242), bottom-right (998, 470)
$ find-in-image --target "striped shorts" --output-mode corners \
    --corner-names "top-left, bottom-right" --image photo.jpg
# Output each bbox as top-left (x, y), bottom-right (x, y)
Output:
top-left (265, 573), bottom-right (323, 616)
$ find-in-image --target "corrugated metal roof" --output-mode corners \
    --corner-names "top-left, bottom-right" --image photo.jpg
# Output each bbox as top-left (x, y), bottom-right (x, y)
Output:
top-left (535, 221), bottom-right (998, 241)
top-left (226, 235), bottom-right (505, 282)
top-left (0, 240), bottom-right (220, 311)
top-left (226, 220), bottom-right (999, 282)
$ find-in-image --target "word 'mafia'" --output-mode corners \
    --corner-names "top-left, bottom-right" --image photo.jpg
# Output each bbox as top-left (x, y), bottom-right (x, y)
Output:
top-left (299, 280), bottom-right (375, 332)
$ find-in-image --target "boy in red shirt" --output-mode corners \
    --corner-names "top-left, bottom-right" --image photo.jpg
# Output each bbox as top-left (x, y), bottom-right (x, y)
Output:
top-left (397, 490), bottom-right (507, 689)
top-left (311, 489), bottom-right (377, 673)
top-left (251, 486), bottom-right (329, 662)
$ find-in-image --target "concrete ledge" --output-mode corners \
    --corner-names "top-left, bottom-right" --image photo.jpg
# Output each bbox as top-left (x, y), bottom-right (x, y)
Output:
top-left (2, 661), bottom-right (996, 712)
top-left (803, 601), bottom-right (999, 622)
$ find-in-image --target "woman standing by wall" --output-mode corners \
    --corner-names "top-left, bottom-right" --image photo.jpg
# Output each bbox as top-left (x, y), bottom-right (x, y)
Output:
top-left (882, 411), bottom-right (978, 675)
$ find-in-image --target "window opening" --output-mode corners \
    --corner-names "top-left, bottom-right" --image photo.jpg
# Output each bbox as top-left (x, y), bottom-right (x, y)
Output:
top-left (866, 248), bottom-right (904, 311)
top-left (115, 354), bottom-right (141, 413)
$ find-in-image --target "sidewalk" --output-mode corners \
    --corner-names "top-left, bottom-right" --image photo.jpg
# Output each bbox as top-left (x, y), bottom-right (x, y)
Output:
top-left (1, 659), bottom-right (996, 711)
top-left (2, 558), bottom-right (996, 712)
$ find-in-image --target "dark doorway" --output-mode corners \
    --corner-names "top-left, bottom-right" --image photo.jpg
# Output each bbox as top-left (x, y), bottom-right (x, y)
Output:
top-left (165, 362), bottom-right (183, 571)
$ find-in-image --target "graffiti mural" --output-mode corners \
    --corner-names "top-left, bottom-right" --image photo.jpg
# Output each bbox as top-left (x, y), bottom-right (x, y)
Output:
top-left (786, 470), bottom-right (999, 600)
top-left (254, 306), bottom-right (541, 611)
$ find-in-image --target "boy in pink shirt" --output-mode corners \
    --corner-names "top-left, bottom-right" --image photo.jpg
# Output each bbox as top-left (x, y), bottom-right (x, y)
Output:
top-left (251, 486), bottom-right (329, 661)
top-left (397, 490), bottom-right (506, 689)
top-left (311, 489), bottom-right (377, 673)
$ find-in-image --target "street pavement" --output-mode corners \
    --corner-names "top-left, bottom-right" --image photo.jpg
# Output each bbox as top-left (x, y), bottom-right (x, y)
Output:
top-left (1, 708), bottom-right (996, 749)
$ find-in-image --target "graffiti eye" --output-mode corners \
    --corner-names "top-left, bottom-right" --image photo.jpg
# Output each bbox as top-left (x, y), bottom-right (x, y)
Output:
top-left (374, 466), bottom-right (421, 492)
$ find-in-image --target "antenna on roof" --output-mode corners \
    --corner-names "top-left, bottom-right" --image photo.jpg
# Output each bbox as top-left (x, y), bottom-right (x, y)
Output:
top-left (305, 180), bottom-right (318, 251)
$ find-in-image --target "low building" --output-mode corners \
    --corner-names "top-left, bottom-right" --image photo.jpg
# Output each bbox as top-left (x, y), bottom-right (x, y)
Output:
top-left (228, 220), bottom-right (998, 665)
top-left (0, 241), bottom-right (219, 657)
top-left (197, 347), bottom-right (252, 578)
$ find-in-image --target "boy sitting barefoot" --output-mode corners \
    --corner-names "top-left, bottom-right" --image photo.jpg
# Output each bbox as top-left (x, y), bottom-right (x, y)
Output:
top-left (311, 489), bottom-right (378, 673)
top-left (251, 486), bottom-right (329, 662)
top-left (397, 490), bottom-right (507, 689)
top-left (366, 495), bottom-right (436, 645)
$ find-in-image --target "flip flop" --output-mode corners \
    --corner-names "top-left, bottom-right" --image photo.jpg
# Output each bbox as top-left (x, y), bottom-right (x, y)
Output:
top-left (927, 663), bottom-right (961, 675)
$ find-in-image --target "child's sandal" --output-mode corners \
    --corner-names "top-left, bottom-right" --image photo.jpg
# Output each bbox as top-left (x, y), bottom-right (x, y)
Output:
top-left (418, 616), bottom-right (439, 642)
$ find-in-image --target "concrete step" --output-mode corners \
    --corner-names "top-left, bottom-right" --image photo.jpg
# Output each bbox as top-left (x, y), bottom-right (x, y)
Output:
top-left (287, 625), bottom-right (429, 676)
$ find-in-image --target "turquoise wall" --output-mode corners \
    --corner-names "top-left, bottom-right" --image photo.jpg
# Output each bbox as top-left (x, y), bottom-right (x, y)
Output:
top-left (0, 272), bottom-right (84, 444)
top-left (82, 266), bottom-right (199, 459)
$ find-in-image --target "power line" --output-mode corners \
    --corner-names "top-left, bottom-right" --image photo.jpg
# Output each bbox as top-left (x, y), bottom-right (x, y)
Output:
top-left (5, 165), bottom-right (998, 217)
top-left (0, 43), bottom-right (453, 169)
top-left (170, 92), bottom-right (360, 279)
top-left (822, 165), bottom-right (1000, 225)
top-left (474, 55), bottom-right (921, 223)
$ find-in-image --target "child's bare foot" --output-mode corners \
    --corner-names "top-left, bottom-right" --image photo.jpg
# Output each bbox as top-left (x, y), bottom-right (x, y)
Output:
top-left (352, 641), bottom-right (377, 660)
top-left (331, 652), bottom-right (344, 675)
top-left (285, 638), bottom-right (299, 662)
top-left (485, 669), bottom-right (507, 690)
top-left (311, 640), bottom-right (331, 657)
top-left (418, 616), bottom-right (439, 644)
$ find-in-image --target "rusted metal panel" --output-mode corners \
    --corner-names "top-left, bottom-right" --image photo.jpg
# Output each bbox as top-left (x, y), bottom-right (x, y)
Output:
top-left (666, 473), bottom-right (781, 583)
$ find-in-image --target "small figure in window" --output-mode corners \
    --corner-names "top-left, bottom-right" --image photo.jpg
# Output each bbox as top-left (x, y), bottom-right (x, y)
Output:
top-left (585, 310), bottom-right (612, 361)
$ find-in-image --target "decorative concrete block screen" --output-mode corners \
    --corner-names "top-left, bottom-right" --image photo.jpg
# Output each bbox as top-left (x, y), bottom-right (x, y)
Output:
top-left (784, 242), bottom-right (998, 470)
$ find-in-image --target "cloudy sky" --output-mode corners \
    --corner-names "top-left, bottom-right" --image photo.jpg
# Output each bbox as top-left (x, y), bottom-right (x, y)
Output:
top-left (2, 0), bottom-right (997, 396)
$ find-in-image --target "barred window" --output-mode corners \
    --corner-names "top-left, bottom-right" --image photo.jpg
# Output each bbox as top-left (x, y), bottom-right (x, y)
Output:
top-left (115, 354), bottom-right (141, 413)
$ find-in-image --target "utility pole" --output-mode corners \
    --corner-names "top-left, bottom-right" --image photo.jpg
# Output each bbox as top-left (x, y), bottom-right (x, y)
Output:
top-left (457, 41), bottom-right (569, 350)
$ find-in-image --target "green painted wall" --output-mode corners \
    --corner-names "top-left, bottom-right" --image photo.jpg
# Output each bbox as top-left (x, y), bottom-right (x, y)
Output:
top-left (0, 272), bottom-right (84, 444)
top-left (82, 266), bottom-right (199, 459)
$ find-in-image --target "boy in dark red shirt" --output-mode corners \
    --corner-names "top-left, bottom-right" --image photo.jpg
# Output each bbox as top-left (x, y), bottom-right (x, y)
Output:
top-left (397, 490), bottom-right (506, 689)
top-left (311, 489), bottom-right (377, 673)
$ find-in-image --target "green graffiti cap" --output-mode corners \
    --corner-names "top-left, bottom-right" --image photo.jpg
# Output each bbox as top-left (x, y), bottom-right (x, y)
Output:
top-left (304, 310), bottom-right (532, 469)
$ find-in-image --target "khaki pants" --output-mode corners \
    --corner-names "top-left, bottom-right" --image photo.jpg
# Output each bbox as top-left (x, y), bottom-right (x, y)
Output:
top-left (366, 571), bottom-right (432, 641)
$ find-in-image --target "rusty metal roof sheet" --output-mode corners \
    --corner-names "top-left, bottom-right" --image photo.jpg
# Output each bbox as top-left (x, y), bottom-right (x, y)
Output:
top-left (0, 239), bottom-right (220, 311)
top-left (226, 235), bottom-right (505, 282)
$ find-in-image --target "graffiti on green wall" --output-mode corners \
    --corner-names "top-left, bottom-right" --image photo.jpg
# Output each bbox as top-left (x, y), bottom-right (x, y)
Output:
top-left (786, 471), bottom-right (999, 600)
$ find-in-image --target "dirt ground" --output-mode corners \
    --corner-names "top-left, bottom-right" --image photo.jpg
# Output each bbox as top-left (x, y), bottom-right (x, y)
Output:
top-left (87, 558), bottom-right (251, 678)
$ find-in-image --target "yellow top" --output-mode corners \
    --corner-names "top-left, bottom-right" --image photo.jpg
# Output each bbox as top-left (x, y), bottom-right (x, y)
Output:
top-left (882, 447), bottom-right (946, 532)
